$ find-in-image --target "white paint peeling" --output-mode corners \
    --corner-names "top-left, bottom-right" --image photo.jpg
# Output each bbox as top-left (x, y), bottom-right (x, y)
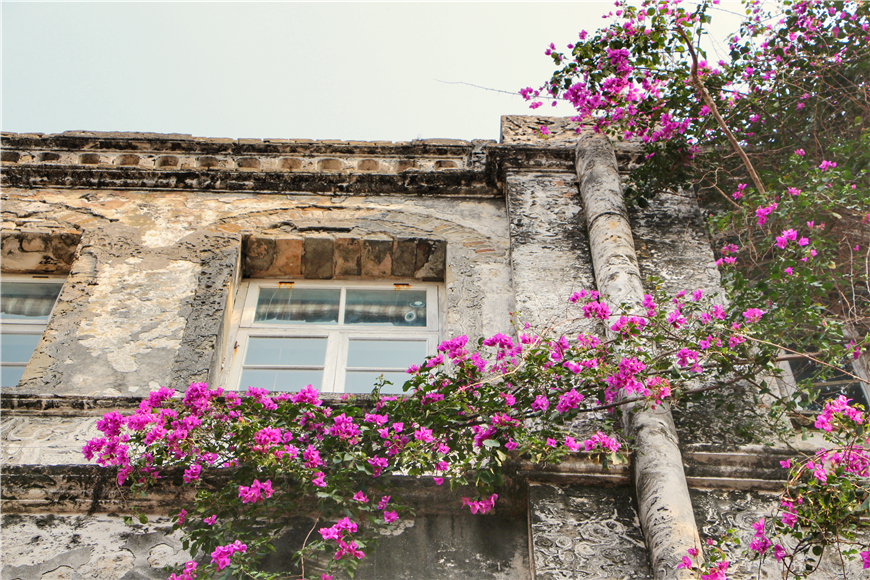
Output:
top-left (77, 260), bottom-right (198, 374)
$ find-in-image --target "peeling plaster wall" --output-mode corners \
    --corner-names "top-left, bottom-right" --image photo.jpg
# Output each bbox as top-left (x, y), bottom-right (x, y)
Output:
top-left (1, 182), bottom-right (518, 578)
top-left (2, 121), bottom-right (842, 580)
top-left (530, 484), bottom-right (652, 580)
top-left (0, 513), bottom-right (530, 580)
top-left (628, 192), bottom-right (778, 452)
top-left (690, 489), bottom-right (869, 579)
top-left (2, 188), bottom-right (514, 396)
top-left (506, 172), bottom-right (596, 333)
top-left (0, 514), bottom-right (190, 580)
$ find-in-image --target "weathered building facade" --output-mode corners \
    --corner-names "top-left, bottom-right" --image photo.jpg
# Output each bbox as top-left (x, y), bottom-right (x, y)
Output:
top-left (1, 117), bottom-right (863, 580)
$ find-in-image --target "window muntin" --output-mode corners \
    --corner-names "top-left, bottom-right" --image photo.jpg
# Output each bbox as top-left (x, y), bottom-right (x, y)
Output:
top-left (229, 281), bottom-right (439, 394)
top-left (1, 276), bottom-right (64, 388)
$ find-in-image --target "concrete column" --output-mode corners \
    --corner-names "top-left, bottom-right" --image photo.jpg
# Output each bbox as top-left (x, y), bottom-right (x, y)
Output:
top-left (507, 169), bottom-right (653, 579)
top-left (575, 131), bottom-right (700, 580)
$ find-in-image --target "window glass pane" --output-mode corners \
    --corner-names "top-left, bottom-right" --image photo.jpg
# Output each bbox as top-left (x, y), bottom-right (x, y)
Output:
top-left (0, 282), bottom-right (62, 321)
top-left (346, 339), bottom-right (427, 369)
top-left (790, 358), bottom-right (869, 410)
top-left (1, 366), bottom-right (26, 388)
top-left (345, 290), bottom-right (426, 327)
top-left (239, 369), bottom-right (323, 392)
top-left (1, 333), bottom-right (42, 363)
top-left (254, 288), bottom-right (340, 324)
top-left (244, 337), bottom-right (327, 367)
top-left (345, 371), bottom-right (410, 394)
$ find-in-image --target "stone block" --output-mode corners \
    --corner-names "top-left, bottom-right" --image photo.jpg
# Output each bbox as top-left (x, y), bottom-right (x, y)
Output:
top-left (392, 238), bottom-right (417, 278)
top-left (244, 236), bottom-right (277, 276)
top-left (334, 235), bottom-right (361, 278)
top-left (415, 239), bottom-right (446, 281)
top-left (304, 235), bottom-right (334, 279)
top-left (361, 235), bottom-right (393, 278)
top-left (272, 237), bottom-right (304, 278)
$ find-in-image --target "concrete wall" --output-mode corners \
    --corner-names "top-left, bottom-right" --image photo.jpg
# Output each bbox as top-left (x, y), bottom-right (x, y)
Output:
top-left (1, 118), bottom-right (849, 580)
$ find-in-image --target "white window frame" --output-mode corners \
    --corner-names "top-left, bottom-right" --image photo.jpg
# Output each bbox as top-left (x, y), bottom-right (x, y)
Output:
top-left (0, 273), bottom-right (65, 388)
top-left (224, 280), bottom-right (441, 393)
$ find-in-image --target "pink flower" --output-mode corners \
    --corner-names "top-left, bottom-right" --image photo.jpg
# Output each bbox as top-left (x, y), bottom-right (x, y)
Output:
top-left (742, 308), bottom-right (766, 323)
top-left (677, 556), bottom-right (692, 569)
top-left (239, 479), bottom-right (274, 503)
top-left (755, 202), bottom-right (778, 226)
top-left (818, 160), bottom-right (837, 171)
top-left (183, 463), bottom-right (201, 483)
top-left (531, 395), bottom-right (549, 412)
top-left (752, 518), bottom-right (766, 536)
top-left (211, 540), bottom-right (247, 571)
top-left (204, 515), bottom-right (217, 526)
top-left (461, 493), bottom-right (499, 514)
top-left (787, 187), bottom-right (801, 196)
top-left (168, 562), bottom-right (198, 580)
top-left (377, 495), bottom-right (391, 510)
top-left (797, 237), bottom-right (809, 246)
top-left (539, 126), bottom-right (551, 136)
top-left (384, 510), bottom-right (399, 523)
top-left (861, 549), bottom-right (870, 569)
top-left (780, 459), bottom-right (791, 469)
top-left (794, 149), bottom-right (805, 157)
top-left (353, 491), bottom-right (369, 503)
top-left (773, 545), bottom-right (786, 562)
top-left (414, 427), bottom-right (434, 442)
top-left (177, 509), bottom-right (187, 526)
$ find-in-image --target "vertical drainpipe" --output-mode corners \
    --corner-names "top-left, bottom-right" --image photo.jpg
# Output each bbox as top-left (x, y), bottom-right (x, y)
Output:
top-left (575, 132), bottom-right (700, 580)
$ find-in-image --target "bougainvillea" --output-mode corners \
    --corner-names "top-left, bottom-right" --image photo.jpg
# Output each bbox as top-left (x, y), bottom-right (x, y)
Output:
top-left (86, 285), bottom-right (852, 579)
top-left (521, 0), bottom-right (869, 576)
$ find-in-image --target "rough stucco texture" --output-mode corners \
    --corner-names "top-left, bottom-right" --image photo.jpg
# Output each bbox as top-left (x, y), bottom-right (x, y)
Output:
top-left (629, 192), bottom-right (775, 452)
top-left (1, 188), bottom-right (514, 396)
top-left (506, 172), bottom-right (597, 334)
top-left (530, 483), bottom-right (651, 580)
top-left (1, 514), bottom-right (190, 580)
top-left (0, 512), bottom-right (530, 580)
top-left (691, 489), bottom-right (869, 579)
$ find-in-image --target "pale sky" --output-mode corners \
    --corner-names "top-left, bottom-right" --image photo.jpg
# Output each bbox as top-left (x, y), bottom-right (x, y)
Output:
top-left (1, 2), bottom-right (745, 142)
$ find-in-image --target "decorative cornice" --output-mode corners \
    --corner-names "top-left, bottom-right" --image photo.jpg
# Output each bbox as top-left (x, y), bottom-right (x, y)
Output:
top-left (1, 127), bottom-right (642, 196)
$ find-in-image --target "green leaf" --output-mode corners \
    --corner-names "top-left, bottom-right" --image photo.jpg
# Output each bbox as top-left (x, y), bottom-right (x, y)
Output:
top-left (482, 439), bottom-right (501, 448)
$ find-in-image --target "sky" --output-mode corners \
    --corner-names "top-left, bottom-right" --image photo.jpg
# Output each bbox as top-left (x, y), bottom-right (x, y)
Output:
top-left (1, 2), bottom-right (746, 143)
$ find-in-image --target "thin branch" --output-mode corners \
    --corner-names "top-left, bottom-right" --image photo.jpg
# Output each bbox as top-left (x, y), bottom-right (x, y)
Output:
top-left (677, 27), bottom-right (767, 196)
top-left (739, 335), bottom-right (870, 386)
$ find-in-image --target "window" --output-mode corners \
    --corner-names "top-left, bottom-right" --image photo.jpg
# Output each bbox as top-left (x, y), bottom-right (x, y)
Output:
top-left (778, 351), bottom-right (870, 411)
top-left (0, 275), bottom-right (64, 388)
top-left (227, 281), bottom-right (440, 394)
